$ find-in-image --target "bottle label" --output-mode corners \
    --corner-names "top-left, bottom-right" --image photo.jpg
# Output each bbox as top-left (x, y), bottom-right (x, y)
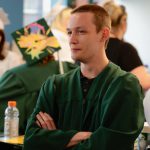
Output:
top-left (4, 119), bottom-right (10, 137)
top-left (4, 118), bottom-right (19, 137)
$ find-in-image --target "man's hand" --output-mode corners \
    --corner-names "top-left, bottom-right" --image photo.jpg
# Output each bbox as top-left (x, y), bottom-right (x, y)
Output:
top-left (36, 111), bottom-right (56, 130)
top-left (36, 112), bottom-right (92, 148)
top-left (66, 132), bottom-right (92, 148)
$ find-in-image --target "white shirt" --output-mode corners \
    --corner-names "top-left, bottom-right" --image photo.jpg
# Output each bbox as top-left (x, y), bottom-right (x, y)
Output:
top-left (0, 51), bottom-right (25, 76)
top-left (52, 28), bottom-right (74, 63)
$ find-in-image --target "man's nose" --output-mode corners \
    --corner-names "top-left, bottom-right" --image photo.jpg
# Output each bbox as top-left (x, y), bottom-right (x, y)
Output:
top-left (69, 32), bottom-right (78, 44)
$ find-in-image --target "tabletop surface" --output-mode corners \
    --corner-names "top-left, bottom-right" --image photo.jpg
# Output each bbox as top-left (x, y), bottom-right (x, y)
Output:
top-left (0, 135), bottom-right (24, 145)
top-left (0, 122), bottom-right (148, 145)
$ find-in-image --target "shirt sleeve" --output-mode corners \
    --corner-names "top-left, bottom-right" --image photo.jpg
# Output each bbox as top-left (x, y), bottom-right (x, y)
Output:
top-left (23, 76), bottom-right (78, 150)
top-left (0, 70), bottom-right (26, 99)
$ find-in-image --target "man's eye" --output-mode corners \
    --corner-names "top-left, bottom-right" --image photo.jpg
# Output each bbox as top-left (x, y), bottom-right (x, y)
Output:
top-left (78, 30), bottom-right (86, 34)
top-left (67, 31), bottom-right (72, 35)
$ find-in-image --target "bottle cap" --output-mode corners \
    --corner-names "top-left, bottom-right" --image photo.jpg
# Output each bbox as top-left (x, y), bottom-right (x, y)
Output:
top-left (8, 101), bottom-right (16, 107)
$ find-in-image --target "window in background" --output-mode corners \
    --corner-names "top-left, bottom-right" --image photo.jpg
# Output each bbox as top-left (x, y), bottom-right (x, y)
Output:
top-left (23, 0), bottom-right (51, 25)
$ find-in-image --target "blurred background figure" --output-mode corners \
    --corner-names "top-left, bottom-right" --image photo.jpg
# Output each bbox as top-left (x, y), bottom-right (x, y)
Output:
top-left (50, 7), bottom-right (74, 62)
top-left (45, 0), bottom-right (93, 63)
top-left (46, 0), bottom-right (95, 63)
top-left (67, 0), bottom-right (89, 8)
top-left (0, 8), bottom-right (24, 77)
top-left (45, 0), bottom-right (74, 62)
top-left (103, 1), bottom-right (150, 91)
top-left (0, 18), bottom-right (77, 134)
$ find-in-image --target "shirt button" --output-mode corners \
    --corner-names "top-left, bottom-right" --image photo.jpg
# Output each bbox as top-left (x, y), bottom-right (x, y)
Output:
top-left (83, 89), bottom-right (87, 92)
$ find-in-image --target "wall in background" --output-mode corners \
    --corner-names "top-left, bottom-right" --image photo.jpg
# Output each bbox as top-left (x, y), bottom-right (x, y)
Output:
top-left (1, 0), bottom-right (150, 69)
top-left (0, 0), bottom-right (23, 42)
top-left (51, 0), bottom-right (67, 6)
top-left (119, 0), bottom-right (150, 69)
top-left (0, 0), bottom-right (66, 43)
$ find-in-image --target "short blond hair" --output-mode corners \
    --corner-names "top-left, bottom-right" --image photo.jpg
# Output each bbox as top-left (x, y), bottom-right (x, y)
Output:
top-left (103, 2), bottom-right (127, 27)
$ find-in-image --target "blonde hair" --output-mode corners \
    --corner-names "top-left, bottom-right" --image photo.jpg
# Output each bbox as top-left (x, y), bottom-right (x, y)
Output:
top-left (103, 2), bottom-right (127, 27)
top-left (51, 7), bottom-right (72, 33)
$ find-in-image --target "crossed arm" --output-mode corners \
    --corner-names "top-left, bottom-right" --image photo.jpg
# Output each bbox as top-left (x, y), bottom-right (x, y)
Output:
top-left (36, 111), bottom-right (92, 148)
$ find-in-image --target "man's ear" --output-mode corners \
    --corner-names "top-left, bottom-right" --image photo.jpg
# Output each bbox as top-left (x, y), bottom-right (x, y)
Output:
top-left (100, 27), bottom-right (110, 42)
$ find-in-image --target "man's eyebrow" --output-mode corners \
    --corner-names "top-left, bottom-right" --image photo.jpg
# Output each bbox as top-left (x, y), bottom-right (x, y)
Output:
top-left (66, 27), bottom-right (85, 31)
top-left (66, 28), bottom-right (70, 31)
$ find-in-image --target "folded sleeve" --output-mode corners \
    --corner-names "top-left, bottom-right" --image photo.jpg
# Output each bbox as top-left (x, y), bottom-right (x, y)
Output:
top-left (23, 76), bottom-right (78, 150)
top-left (71, 74), bottom-right (144, 150)
top-left (23, 74), bottom-right (144, 150)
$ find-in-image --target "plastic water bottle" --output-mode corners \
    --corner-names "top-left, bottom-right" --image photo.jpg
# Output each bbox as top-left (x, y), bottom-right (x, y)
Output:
top-left (4, 101), bottom-right (19, 137)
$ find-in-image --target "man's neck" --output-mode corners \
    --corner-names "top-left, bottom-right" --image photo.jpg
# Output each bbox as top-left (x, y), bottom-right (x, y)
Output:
top-left (80, 56), bottom-right (109, 79)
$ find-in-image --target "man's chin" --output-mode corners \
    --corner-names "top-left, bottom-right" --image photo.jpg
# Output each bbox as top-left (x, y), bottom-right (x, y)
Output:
top-left (71, 56), bottom-right (81, 62)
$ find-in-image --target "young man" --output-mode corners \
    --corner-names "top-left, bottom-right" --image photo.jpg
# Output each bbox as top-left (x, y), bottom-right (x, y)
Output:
top-left (23, 4), bottom-right (144, 150)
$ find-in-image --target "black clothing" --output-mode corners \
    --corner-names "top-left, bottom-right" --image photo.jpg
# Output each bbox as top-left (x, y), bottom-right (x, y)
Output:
top-left (106, 38), bottom-right (143, 72)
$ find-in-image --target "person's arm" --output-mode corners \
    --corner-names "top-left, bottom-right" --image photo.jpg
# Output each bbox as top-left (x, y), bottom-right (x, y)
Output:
top-left (24, 74), bottom-right (144, 150)
top-left (0, 70), bottom-right (24, 99)
top-left (66, 132), bottom-right (92, 148)
top-left (36, 111), bottom-right (92, 148)
top-left (119, 42), bottom-right (150, 90)
top-left (23, 76), bottom-right (80, 150)
top-left (68, 74), bottom-right (144, 150)
top-left (131, 65), bottom-right (150, 90)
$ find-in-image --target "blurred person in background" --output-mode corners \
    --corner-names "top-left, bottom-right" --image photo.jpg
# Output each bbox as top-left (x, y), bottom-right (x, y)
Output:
top-left (67, 0), bottom-right (89, 8)
top-left (103, 1), bottom-right (150, 91)
top-left (48, 0), bottom-right (95, 62)
top-left (50, 7), bottom-right (74, 62)
top-left (0, 18), bottom-right (24, 76)
top-left (0, 20), bottom-right (77, 134)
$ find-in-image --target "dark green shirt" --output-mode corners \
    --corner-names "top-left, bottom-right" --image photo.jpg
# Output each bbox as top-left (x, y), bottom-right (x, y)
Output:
top-left (24, 62), bottom-right (144, 150)
top-left (0, 61), bottom-right (77, 133)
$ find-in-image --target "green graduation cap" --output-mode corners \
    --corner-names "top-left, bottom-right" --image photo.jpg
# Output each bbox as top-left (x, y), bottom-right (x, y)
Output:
top-left (11, 18), bottom-right (61, 65)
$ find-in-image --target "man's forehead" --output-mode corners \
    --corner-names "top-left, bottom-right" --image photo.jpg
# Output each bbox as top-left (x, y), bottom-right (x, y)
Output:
top-left (67, 12), bottom-right (94, 28)
top-left (70, 12), bottom-right (94, 19)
